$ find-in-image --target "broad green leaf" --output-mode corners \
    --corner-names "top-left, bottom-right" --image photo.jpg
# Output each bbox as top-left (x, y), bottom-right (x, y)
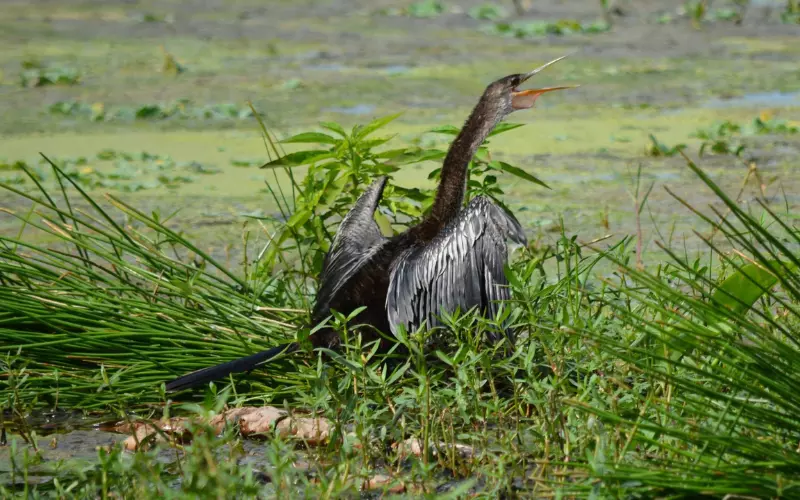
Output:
top-left (392, 186), bottom-right (430, 202)
top-left (386, 361), bottom-right (410, 385)
top-left (260, 150), bottom-right (334, 168)
top-left (359, 135), bottom-right (396, 150)
top-left (488, 122), bottom-right (524, 137)
top-left (287, 208), bottom-right (313, 228)
top-left (312, 216), bottom-right (330, 252)
top-left (318, 348), bottom-right (362, 372)
top-left (427, 125), bottom-right (460, 135)
top-left (489, 161), bottom-right (551, 189)
top-left (280, 132), bottom-right (338, 145)
top-left (670, 260), bottom-right (796, 362)
top-left (374, 148), bottom-right (409, 159)
top-left (385, 148), bottom-right (446, 166)
top-left (320, 121), bottom-right (347, 137)
top-left (354, 113), bottom-right (402, 140)
top-left (473, 148), bottom-right (490, 163)
top-left (434, 350), bottom-right (454, 366)
top-left (318, 172), bottom-right (351, 208)
top-left (711, 261), bottom-right (785, 314)
top-left (503, 263), bottom-right (523, 289)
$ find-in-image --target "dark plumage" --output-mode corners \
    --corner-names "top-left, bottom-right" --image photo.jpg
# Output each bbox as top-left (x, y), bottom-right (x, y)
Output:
top-left (165, 56), bottom-right (573, 392)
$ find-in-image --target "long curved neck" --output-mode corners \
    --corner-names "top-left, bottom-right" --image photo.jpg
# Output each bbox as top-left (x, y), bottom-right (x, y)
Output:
top-left (426, 98), bottom-right (503, 228)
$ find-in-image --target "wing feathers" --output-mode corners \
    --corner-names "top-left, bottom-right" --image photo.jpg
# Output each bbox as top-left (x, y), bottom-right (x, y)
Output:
top-left (386, 196), bottom-right (526, 340)
top-left (313, 177), bottom-right (389, 318)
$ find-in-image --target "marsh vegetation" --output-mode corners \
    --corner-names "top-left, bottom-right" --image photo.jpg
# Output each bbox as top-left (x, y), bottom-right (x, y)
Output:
top-left (1, 0), bottom-right (799, 497)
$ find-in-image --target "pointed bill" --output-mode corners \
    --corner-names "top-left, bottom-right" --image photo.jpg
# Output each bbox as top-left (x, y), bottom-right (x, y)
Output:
top-left (511, 85), bottom-right (578, 110)
top-left (519, 53), bottom-right (574, 84)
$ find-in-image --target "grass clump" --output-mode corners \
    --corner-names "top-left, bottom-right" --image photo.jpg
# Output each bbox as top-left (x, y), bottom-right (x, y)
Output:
top-left (1, 113), bottom-right (799, 497)
top-left (574, 155), bottom-right (800, 496)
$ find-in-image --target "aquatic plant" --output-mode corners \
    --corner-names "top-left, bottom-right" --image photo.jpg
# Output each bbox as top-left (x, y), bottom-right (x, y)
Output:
top-left (19, 66), bottom-right (80, 88)
top-left (382, 0), bottom-right (445, 18)
top-left (468, 3), bottom-right (508, 21)
top-left (47, 100), bottom-right (254, 122)
top-left (485, 18), bottom-right (611, 38)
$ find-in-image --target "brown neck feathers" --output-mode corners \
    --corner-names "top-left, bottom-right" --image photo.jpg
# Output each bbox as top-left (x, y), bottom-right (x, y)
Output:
top-left (423, 97), bottom-right (504, 233)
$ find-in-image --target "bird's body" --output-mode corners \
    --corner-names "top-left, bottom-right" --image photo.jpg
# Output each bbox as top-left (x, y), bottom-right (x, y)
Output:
top-left (165, 56), bottom-right (573, 392)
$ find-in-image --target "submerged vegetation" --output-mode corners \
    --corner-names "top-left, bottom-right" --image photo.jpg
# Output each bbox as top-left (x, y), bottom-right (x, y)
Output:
top-left (1, 112), bottom-right (798, 497)
top-left (0, 153), bottom-right (219, 193)
top-left (47, 100), bottom-right (255, 123)
top-left (646, 112), bottom-right (799, 158)
top-left (19, 66), bottom-right (81, 88)
top-left (483, 19), bottom-right (611, 38)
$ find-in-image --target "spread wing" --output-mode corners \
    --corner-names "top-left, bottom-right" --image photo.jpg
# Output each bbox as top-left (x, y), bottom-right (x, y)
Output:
top-left (386, 196), bottom-right (526, 341)
top-left (313, 176), bottom-right (389, 317)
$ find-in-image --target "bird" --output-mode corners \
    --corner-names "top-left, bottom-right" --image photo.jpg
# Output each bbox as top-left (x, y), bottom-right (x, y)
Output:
top-left (165, 55), bottom-right (574, 392)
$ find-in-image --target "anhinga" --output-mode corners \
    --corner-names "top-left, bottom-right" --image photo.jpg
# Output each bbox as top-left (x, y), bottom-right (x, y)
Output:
top-left (165, 55), bottom-right (573, 392)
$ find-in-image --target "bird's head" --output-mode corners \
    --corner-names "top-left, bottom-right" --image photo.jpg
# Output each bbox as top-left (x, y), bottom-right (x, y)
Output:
top-left (482, 54), bottom-right (577, 116)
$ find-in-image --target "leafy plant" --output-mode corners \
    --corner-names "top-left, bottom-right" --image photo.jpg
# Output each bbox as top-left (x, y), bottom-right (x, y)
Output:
top-left (691, 115), bottom-right (798, 157)
top-left (20, 67), bottom-right (80, 87)
top-left (692, 120), bottom-right (746, 157)
top-left (658, 1), bottom-right (748, 25)
top-left (645, 134), bottom-right (686, 157)
top-left (752, 115), bottom-right (799, 134)
top-left (257, 113), bottom-right (432, 270)
top-left (409, 0), bottom-right (445, 17)
top-left (135, 11), bottom-right (174, 23)
top-left (384, 0), bottom-right (445, 18)
top-left (47, 99), bottom-right (255, 122)
top-left (485, 18), bottom-right (611, 38)
top-left (782, 0), bottom-right (800, 23)
top-left (712, 7), bottom-right (742, 22)
top-left (468, 3), bottom-right (507, 21)
top-left (684, 0), bottom-right (709, 27)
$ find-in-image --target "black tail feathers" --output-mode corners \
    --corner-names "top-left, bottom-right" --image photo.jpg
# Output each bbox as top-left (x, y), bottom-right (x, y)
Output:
top-left (165, 342), bottom-right (299, 392)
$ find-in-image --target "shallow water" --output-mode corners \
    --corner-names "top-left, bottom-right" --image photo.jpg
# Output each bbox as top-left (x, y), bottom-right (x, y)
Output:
top-left (322, 103), bottom-right (377, 115)
top-left (703, 91), bottom-right (800, 109)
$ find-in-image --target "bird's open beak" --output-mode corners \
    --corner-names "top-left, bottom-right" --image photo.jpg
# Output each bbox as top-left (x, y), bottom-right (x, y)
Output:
top-left (511, 54), bottom-right (579, 110)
